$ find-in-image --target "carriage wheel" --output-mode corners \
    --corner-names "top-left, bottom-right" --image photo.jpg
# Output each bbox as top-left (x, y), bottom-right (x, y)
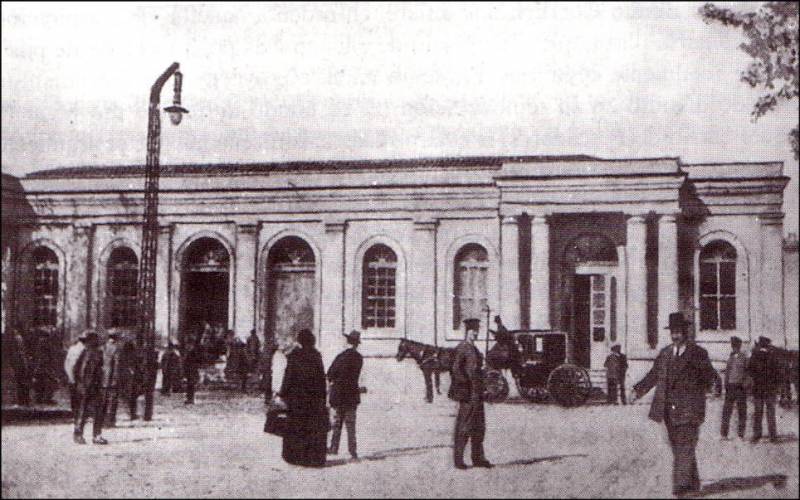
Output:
top-left (483, 369), bottom-right (509, 403)
top-left (546, 364), bottom-right (592, 407)
top-left (514, 377), bottom-right (549, 403)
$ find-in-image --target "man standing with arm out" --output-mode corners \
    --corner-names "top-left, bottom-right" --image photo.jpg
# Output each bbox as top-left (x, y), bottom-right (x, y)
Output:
top-left (449, 318), bottom-right (492, 470)
top-left (64, 331), bottom-right (88, 415)
top-left (632, 312), bottom-right (717, 497)
top-left (100, 331), bottom-right (121, 428)
top-left (720, 336), bottom-right (749, 440)
top-left (327, 330), bottom-right (364, 460)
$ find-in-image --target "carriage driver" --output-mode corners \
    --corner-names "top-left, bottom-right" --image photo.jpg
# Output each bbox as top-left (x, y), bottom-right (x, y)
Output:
top-left (449, 318), bottom-right (493, 469)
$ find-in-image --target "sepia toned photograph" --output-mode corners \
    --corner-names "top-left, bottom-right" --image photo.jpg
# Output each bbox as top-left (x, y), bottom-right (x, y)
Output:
top-left (1, 2), bottom-right (798, 498)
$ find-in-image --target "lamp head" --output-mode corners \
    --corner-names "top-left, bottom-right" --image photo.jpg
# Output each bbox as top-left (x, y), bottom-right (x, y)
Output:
top-left (164, 105), bottom-right (189, 125)
top-left (164, 70), bottom-right (188, 125)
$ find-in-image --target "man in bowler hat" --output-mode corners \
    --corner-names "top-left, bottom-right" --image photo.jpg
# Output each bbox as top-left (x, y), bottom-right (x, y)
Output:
top-left (327, 330), bottom-right (364, 459)
top-left (449, 318), bottom-right (492, 469)
top-left (632, 312), bottom-right (717, 497)
top-left (748, 336), bottom-right (781, 443)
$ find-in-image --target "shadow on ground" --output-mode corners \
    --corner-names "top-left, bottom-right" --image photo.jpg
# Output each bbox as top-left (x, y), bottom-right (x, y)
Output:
top-left (495, 454), bottom-right (589, 468)
top-left (693, 474), bottom-right (788, 497)
top-left (325, 444), bottom-right (451, 467)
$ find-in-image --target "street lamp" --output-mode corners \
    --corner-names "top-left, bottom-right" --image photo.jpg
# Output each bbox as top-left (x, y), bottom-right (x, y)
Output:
top-left (137, 62), bottom-right (188, 421)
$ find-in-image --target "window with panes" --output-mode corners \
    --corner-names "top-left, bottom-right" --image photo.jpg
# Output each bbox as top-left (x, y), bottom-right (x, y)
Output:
top-left (453, 244), bottom-right (489, 330)
top-left (31, 247), bottom-right (59, 327)
top-left (362, 244), bottom-right (397, 329)
top-left (699, 240), bottom-right (736, 330)
top-left (107, 247), bottom-right (139, 328)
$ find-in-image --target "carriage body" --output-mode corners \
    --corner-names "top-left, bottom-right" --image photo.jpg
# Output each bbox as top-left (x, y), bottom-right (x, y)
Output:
top-left (484, 330), bottom-right (591, 406)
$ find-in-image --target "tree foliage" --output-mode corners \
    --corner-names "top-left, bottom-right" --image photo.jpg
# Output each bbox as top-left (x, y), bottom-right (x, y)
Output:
top-left (700, 2), bottom-right (799, 159)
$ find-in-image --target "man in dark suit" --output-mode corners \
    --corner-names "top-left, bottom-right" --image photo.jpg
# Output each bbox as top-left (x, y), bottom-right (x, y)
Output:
top-left (327, 330), bottom-right (364, 459)
top-left (72, 331), bottom-right (107, 445)
top-left (449, 318), bottom-right (492, 470)
top-left (748, 336), bottom-right (781, 443)
top-left (632, 312), bottom-right (717, 497)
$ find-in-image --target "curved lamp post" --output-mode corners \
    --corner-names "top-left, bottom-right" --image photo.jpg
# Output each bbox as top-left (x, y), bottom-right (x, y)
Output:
top-left (138, 62), bottom-right (188, 420)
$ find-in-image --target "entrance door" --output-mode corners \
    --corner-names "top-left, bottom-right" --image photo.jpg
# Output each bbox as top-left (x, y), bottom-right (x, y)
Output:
top-left (181, 272), bottom-right (229, 344)
top-left (178, 237), bottom-right (231, 346)
top-left (573, 275), bottom-right (591, 368)
top-left (266, 237), bottom-right (316, 348)
top-left (573, 272), bottom-right (618, 370)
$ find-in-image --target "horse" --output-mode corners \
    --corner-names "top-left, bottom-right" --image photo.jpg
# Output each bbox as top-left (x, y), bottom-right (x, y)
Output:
top-left (396, 339), bottom-right (455, 403)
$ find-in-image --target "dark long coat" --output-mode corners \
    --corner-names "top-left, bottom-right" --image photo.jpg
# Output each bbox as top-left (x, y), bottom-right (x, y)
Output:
top-left (748, 347), bottom-right (781, 396)
top-left (633, 342), bottom-right (717, 426)
top-left (448, 341), bottom-right (485, 403)
top-left (278, 346), bottom-right (329, 467)
top-left (327, 348), bottom-right (363, 408)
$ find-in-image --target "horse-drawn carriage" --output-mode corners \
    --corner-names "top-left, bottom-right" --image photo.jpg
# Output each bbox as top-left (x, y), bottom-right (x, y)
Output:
top-left (484, 329), bottom-right (592, 407)
top-left (396, 329), bottom-right (592, 407)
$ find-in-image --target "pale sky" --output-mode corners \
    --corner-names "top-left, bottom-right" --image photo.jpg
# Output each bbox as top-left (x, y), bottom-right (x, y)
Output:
top-left (2, 2), bottom-right (797, 234)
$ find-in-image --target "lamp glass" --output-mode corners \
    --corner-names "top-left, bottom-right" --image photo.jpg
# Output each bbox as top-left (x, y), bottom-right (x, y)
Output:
top-left (168, 111), bottom-right (183, 125)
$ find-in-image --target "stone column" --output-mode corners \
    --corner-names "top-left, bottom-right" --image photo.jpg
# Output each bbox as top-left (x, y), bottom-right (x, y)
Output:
top-left (530, 215), bottom-right (551, 330)
top-left (67, 223), bottom-right (94, 340)
top-left (760, 214), bottom-right (785, 345)
top-left (234, 223), bottom-right (258, 341)
top-left (320, 221), bottom-right (346, 364)
top-left (410, 220), bottom-right (438, 344)
top-left (626, 215), bottom-right (648, 351)
top-left (500, 215), bottom-right (521, 329)
top-left (657, 214), bottom-right (679, 342)
top-left (154, 225), bottom-right (172, 346)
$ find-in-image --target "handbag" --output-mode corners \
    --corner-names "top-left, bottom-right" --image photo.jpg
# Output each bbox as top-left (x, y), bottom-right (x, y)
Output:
top-left (264, 407), bottom-right (289, 436)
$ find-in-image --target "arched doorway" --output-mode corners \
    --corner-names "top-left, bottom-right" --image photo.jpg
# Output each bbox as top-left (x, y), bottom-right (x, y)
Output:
top-left (179, 237), bottom-right (230, 347)
top-left (560, 234), bottom-right (619, 369)
top-left (265, 236), bottom-right (315, 349)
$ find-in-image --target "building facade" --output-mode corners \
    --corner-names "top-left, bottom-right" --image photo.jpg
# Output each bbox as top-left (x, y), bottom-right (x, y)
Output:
top-left (0, 156), bottom-right (794, 380)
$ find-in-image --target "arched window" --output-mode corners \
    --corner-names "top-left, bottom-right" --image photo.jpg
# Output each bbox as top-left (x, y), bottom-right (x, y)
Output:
top-left (453, 244), bottom-right (489, 330)
top-left (31, 247), bottom-right (59, 327)
top-left (107, 247), bottom-right (139, 328)
top-left (699, 240), bottom-right (737, 330)
top-left (362, 244), bottom-right (397, 329)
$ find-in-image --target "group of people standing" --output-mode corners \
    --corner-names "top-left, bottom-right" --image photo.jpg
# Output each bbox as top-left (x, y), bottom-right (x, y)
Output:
top-left (271, 329), bottom-right (364, 467)
top-left (63, 329), bottom-right (158, 445)
top-left (6, 327), bottom-right (64, 406)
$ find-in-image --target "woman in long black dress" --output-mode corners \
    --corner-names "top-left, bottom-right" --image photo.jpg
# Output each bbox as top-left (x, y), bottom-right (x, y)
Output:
top-left (278, 329), bottom-right (329, 467)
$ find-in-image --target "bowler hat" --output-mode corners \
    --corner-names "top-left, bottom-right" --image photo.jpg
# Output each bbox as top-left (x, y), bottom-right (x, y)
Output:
top-left (344, 330), bottom-right (361, 345)
top-left (664, 312), bottom-right (690, 330)
top-left (757, 336), bottom-right (771, 347)
top-left (83, 330), bottom-right (99, 344)
top-left (78, 329), bottom-right (94, 341)
top-left (463, 318), bottom-right (481, 332)
top-left (730, 336), bottom-right (742, 345)
top-left (611, 344), bottom-right (621, 352)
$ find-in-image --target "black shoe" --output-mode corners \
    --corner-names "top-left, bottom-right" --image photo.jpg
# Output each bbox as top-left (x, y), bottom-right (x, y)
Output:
top-left (130, 415), bottom-right (139, 421)
top-left (769, 436), bottom-right (780, 443)
top-left (454, 462), bottom-right (468, 470)
top-left (473, 459), bottom-right (494, 468)
top-left (92, 436), bottom-right (109, 445)
top-left (750, 436), bottom-right (761, 444)
top-left (73, 434), bottom-right (86, 445)
top-left (327, 447), bottom-right (338, 455)
top-left (350, 453), bottom-right (359, 461)
top-left (184, 400), bottom-right (194, 405)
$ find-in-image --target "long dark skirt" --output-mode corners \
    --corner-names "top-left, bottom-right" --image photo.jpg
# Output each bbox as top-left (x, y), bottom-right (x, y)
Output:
top-left (282, 417), bottom-right (328, 467)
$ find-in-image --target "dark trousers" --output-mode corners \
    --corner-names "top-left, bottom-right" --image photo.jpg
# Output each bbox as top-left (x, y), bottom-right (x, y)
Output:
top-left (329, 406), bottom-right (358, 455)
top-left (261, 363), bottom-right (273, 404)
top-left (185, 368), bottom-right (198, 403)
top-left (239, 369), bottom-right (249, 392)
top-left (16, 379), bottom-right (31, 406)
top-left (664, 417), bottom-right (701, 494)
top-left (74, 389), bottom-right (103, 437)
top-left (103, 387), bottom-right (119, 426)
top-left (33, 373), bottom-right (55, 403)
top-left (720, 384), bottom-right (747, 438)
top-left (161, 369), bottom-right (173, 395)
top-left (68, 383), bottom-right (80, 414)
top-left (606, 377), bottom-right (626, 404)
top-left (453, 401), bottom-right (487, 466)
top-left (752, 393), bottom-right (777, 439)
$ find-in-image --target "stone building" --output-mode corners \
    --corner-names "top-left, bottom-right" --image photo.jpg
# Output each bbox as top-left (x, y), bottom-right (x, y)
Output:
top-left (0, 155), bottom-right (794, 382)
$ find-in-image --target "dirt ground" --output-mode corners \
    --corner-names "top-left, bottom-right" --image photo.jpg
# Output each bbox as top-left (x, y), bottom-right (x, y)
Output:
top-left (2, 360), bottom-right (798, 498)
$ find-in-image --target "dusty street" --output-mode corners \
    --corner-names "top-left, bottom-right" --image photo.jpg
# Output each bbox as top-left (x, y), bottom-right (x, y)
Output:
top-left (2, 360), bottom-right (798, 498)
